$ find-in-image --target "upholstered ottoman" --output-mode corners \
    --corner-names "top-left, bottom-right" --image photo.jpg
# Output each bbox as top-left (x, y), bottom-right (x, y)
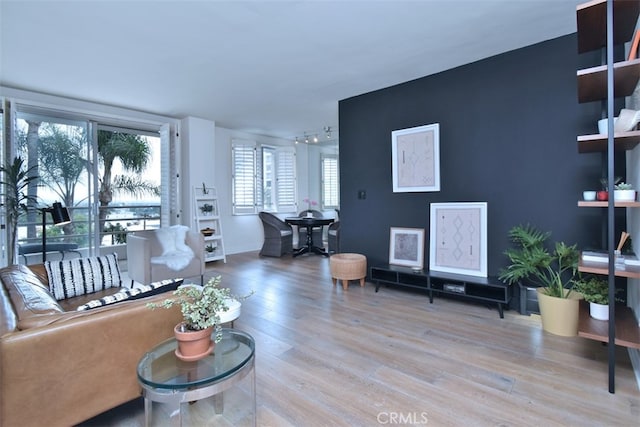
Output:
top-left (218, 298), bottom-right (241, 327)
top-left (330, 253), bottom-right (367, 290)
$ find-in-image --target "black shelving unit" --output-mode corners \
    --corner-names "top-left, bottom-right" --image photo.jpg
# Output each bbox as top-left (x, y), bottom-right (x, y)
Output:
top-left (575, 0), bottom-right (640, 394)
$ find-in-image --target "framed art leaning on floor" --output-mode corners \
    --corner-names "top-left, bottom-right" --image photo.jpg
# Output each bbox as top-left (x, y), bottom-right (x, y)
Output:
top-left (429, 202), bottom-right (487, 277)
top-left (389, 227), bottom-right (425, 269)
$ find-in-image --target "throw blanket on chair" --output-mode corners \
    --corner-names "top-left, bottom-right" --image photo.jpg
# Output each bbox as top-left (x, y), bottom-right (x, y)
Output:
top-left (151, 225), bottom-right (195, 271)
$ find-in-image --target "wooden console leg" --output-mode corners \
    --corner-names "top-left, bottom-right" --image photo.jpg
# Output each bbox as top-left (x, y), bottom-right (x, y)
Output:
top-left (342, 280), bottom-right (349, 290)
top-left (332, 278), bottom-right (337, 286)
top-left (359, 277), bottom-right (365, 287)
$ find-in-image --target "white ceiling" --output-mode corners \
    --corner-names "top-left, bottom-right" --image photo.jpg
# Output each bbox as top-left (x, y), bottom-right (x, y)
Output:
top-left (0, 0), bottom-right (581, 140)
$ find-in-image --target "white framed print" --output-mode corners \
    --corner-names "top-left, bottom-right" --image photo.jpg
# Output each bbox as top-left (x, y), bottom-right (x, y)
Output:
top-left (389, 227), bottom-right (425, 269)
top-left (429, 202), bottom-right (487, 277)
top-left (391, 123), bottom-right (440, 192)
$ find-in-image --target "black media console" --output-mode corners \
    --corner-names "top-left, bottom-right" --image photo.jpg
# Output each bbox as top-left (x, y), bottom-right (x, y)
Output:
top-left (370, 265), bottom-right (512, 318)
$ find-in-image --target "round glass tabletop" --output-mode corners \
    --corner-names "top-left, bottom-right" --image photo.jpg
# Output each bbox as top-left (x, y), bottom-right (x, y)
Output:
top-left (137, 328), bottom-right (255, 390)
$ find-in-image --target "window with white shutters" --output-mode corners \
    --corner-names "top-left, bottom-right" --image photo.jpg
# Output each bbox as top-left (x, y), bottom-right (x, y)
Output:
top-left (321, 154), bottom-right (339, 209)
top-left (233, 141), bottom-right (296, 215)
top-left (275, 147), bottom-right (296, 212)
top-left (232, 141), bottom-right (257, 215)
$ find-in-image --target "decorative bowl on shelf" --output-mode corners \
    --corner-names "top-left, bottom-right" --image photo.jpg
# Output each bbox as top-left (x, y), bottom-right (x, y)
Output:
top-left (200, 227), bottom-right (215, 236)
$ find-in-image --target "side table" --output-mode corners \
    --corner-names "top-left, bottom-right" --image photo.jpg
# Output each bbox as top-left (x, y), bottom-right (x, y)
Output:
top-left (137, 328), bottom-right (256, 426)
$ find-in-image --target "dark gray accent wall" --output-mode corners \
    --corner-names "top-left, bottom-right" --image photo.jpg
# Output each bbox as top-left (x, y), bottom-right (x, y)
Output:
top-left (338, 34), bottom-right (625, 276)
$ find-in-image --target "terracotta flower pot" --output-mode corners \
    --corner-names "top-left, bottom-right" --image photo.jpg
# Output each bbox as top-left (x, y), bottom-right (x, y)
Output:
top-left (173, 324), bottom-right (214, 362)
top-left (596, 191), bottom-right (608, 201)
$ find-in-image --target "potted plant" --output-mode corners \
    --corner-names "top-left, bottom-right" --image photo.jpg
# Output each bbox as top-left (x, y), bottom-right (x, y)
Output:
top-left (614, 181), bottom-right (636, 202)
top-left (147, 276), bottom-right (252, 361)
top-left (572, 275), bottom-right (621, 321)
top-left (597, 177), bottom-right (621, 201)
top-left (0, 156), bottom-right (39, 264)
top-left (302, 198), bottom-right (318, 217)
top-left (199, 203), bottom-right (214, 215)
top-left (499, 224), bottom-right (583, 336)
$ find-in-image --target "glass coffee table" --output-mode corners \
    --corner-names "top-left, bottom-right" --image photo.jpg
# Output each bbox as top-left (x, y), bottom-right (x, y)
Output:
top-left (137, 328), bottom-right (256, 426)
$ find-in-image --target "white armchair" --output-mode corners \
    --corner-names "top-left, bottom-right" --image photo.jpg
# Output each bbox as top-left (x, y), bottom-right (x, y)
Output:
top-left (126, 227), bottom-right (205, 286)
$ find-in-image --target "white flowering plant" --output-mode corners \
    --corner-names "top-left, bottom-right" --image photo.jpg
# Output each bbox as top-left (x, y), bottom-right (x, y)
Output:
top-left (303, 197), bottom-right (318, 211)
top-left (147, 276), bottom-right (252, 342)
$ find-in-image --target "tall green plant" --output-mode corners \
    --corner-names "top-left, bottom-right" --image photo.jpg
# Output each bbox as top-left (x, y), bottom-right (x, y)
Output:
top-left (0, 156), bottom-right (39, 264)
top-left (498, 224), bottom-right (580, 298)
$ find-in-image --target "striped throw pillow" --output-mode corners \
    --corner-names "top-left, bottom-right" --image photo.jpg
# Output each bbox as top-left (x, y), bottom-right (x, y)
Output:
top-left (76, 278), bottom-right (183, 311)
top-left (45, 253), bottom-right (122, 301)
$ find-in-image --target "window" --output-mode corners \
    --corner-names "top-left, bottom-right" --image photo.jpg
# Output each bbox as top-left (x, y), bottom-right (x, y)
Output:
top-left (231, 141), bottom-right (257, 215)
top-left (3, 100), bottom-right (176, 263)
top-left (321, 154), bottom-right (339, 209)
top-left (232, 140), bottom-right (296, 215)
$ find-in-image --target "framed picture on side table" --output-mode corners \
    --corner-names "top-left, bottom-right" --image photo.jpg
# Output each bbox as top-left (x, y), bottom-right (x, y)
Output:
top-left (389, 227), bottom-right (425, 269)
top-left (429, 202), bottom-right (488, 277)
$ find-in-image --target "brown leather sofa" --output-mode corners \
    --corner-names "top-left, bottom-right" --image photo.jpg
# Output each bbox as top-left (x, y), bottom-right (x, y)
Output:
top-left (0, 263), bottom-right (181, 427)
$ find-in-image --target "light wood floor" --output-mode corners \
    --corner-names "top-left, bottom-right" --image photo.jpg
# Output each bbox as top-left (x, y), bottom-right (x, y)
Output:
top-left (81, 251), bottom-right (640, 426)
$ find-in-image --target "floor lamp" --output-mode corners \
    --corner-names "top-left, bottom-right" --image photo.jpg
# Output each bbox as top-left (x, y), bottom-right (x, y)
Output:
top-left (41, 202), bottom-right (71, 262)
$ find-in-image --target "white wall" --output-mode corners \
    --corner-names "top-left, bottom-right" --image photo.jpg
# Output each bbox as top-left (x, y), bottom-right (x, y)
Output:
top-left (179, 116), bottom-right (216, 227)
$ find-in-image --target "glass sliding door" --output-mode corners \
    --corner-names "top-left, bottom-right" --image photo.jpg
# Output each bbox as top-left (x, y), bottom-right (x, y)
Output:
top-left (2, 101), bottom-right (172, 266)
top-left (95, 125), bottom-right (161, 251)
top-left (14, 109), bottom-right (94, 263)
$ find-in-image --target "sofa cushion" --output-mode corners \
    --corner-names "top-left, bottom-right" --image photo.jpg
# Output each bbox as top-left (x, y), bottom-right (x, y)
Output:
top-left (76, 278), bottom-right (183, 311)
top-left (45, 253), bottom-right (122, 301)
top-left (0, 264), bottom-right (64, 330)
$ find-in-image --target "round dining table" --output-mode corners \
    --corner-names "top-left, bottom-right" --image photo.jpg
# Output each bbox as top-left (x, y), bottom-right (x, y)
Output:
top-left (285, 216), bottom-right (334, 257)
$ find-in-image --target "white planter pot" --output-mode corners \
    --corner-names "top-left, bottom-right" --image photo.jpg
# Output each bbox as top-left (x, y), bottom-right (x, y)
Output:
top-left (589, 302), bottom-right (609, 321)
top-left (614, 189), bottom-right (636, 202)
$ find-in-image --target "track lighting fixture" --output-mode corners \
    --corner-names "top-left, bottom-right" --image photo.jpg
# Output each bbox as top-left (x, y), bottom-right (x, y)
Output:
top-left (292, 126), bottom-right (336, 144)
top-left (324, 126), bottom-right (332, 139)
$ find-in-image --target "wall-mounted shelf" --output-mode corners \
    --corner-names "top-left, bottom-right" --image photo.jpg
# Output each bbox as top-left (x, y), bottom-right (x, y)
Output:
top-left (578, 200), bottom-right (640, 207)
top-left (578, 259), bottom-right (640, 279)
top-left (577, 0), bottom-right (640, 53)
top-left (577, 58), bottom-right (640, 103)
top-left (578, 301), bottom-right (640, 349)
top-left (577, 130), bottom-right (640, 152)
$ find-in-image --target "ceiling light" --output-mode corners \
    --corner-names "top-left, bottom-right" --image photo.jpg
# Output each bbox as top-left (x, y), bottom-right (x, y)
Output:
top-left (324, 126), bottom-right (332, 139)
top-left (294, 137), bottom-right (299, 144)
top-left (313, 134), bottom-right (318, 143)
